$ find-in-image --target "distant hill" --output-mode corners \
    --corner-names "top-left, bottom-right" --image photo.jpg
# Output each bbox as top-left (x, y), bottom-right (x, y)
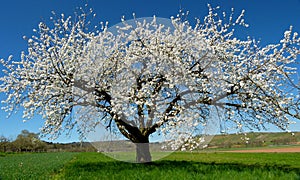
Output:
top-left (3, 131), bottom-right (296, 153)
top-left (53, 132), bottom-right (300, 151)
top-left (207, 132), bottom-right (300, 149)
top-left (77, 132), bottom-right (300, 152)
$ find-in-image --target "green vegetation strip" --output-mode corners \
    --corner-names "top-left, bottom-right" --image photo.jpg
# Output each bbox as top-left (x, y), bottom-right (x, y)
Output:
top-left (0, 152), bottom-right (299, 179)
top-left (56, 152), bottom-right (300, 180)
top-left (0, 152), bottom-right (77, 179)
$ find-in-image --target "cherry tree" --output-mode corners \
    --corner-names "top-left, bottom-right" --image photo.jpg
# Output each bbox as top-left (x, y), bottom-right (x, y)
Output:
top-left (1, 6), bottom-right (300, 162)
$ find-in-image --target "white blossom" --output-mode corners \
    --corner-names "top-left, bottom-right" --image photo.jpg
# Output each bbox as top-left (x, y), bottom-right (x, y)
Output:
top-left (0, 5), bottom-right (299, 154)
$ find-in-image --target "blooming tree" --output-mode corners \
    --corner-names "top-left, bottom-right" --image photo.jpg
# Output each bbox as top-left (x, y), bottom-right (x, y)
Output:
top-left (1, 6), bottom-right (300, 162)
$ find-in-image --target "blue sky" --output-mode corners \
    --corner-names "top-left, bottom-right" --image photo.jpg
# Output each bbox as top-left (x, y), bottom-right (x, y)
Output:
top-left (0, 0), bottom-right (300, 142)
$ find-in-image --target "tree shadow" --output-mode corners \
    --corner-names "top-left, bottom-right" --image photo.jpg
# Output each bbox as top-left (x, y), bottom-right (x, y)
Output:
top-left (70, 159), bottom-right (300, 175)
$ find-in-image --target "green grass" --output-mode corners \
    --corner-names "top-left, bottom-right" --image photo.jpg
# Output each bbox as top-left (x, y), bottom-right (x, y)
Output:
top-left (0, 152), bottom-right (77, 179)
top-left (100, 151), bottom-right (173, 162)
top-left (166, 152), bottom-right (300, 169)
top-left (56, 152), bottom-right (300, 180)
top-left (1, 152), bottom-right (299, 179)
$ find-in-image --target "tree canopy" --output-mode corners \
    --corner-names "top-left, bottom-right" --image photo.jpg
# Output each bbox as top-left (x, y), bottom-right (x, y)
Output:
top-left (1, 5), bottom-right (299, 162)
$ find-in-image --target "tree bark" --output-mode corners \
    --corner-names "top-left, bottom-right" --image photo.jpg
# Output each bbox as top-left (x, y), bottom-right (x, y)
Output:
top-left (135, 143), bottom-right (151, 163)
top-left (114, 117), bottom-right (152, 163)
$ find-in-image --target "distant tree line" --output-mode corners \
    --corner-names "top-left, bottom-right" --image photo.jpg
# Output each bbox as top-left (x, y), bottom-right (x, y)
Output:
top-left (1, 130), bottom-right (298, 153)
top-left (0, 130), bottom-right (96, 153)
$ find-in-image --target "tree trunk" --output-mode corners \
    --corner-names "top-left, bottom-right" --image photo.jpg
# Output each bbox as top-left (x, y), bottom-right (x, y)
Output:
top-left (135, 143), bottom-right (151, 163)
top-left (115, 118), bottom-right (152, 163)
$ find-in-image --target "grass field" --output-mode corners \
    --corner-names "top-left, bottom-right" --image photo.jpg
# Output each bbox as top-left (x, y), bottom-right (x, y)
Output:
top-left (0, 152), bottom-right (299, 179)
top-left (0, 152), bottom-right (76, 179)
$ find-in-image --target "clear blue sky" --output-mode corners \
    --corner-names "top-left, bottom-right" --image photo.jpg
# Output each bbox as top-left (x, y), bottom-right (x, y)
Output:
top-left (0, 0), bottom-right (299, 142)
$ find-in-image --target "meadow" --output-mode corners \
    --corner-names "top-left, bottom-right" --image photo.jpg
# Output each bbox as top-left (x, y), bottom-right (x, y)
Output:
top-left (0, 152), bottom-right (76, 179)
top-left (0, 151), bottom-right (299, 179)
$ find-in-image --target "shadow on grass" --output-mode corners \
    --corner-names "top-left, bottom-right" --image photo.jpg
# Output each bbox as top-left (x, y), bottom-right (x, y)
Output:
top-left (69, 160), bottom-right (300, 175)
